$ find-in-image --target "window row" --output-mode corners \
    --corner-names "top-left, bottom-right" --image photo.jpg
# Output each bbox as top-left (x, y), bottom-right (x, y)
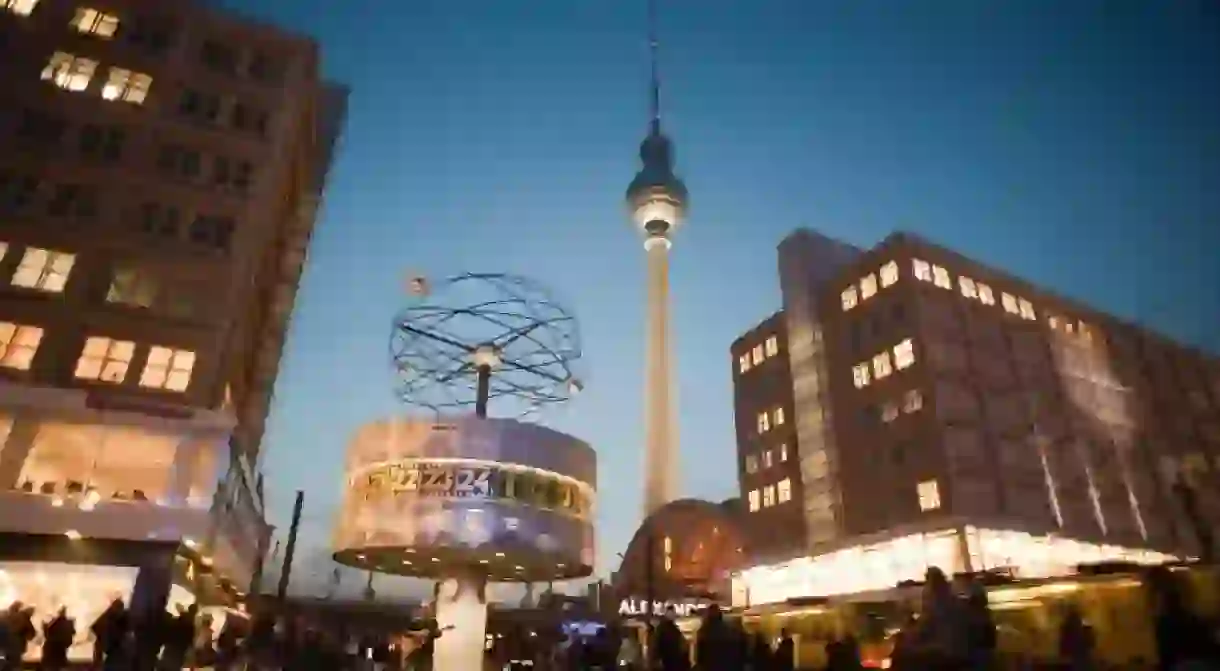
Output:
top-left (738, 334), bottom-right (780, 374)
top-left (841, 260), bottom-right (900, 311)
top-left (42, 51), bottom-right (152, 105)
top-left (0, 322), bottom-right (196, 392)
top-left (178, 87), bottom-right (272, 138)
top-left (852, 338), bottom-right (916, 388)
top-left (756, 405), bottom-right (785, 434)
top-left (158, 144), bottom-right (256, 193)
top-left (8, 2), bottom-right (283, 84)
top-left (879, 389), bottom-right (924, 423)
top-left (744, 443), bottom-right (790, 474)
top-left (913, 258), bottom-right (1038, 322)
top-left (746, 477), bottom-right (793, 512)
top-left (1, 243), bottom-right (215, 321)
top-left (13, 111), bottom-right (127, 162)
top-left (0, 171), bottom-right (100, 222)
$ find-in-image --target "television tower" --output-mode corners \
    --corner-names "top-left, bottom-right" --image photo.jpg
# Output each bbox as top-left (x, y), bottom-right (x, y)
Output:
top-left (626, 0), bottom-right (688, 518)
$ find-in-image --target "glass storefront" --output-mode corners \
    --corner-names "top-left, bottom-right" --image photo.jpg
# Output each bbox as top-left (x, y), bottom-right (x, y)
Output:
top-left (0, 561), bottom-right (138, 662)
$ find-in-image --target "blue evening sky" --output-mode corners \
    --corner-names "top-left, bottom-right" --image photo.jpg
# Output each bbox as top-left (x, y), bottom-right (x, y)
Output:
top-left (230, 0), bottom-right (1220, 598)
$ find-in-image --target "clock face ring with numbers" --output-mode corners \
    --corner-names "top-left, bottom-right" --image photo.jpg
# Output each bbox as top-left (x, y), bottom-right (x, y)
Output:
top-left (332, 416), bottom-right (596, 582)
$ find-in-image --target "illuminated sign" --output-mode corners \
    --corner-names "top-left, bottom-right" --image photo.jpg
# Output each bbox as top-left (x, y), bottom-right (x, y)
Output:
top-left (356, 460), bottom-right (593, 518)
top-left (618, 598), bottom-right (708, 618)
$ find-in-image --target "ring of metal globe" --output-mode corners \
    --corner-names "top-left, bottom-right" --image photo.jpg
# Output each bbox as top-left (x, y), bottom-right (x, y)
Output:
top-left (389, 273), bottom-right (583, 418)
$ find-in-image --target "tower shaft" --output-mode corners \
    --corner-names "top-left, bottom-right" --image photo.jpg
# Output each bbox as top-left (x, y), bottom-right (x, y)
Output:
top-left (643, 239), bottom-right (677, 517)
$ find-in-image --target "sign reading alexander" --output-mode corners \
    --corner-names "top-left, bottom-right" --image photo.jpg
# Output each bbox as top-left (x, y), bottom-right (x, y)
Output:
top-left (356, 459), bottom-right (592, 518)
top-left (618, 598), bottom-right (709, 618)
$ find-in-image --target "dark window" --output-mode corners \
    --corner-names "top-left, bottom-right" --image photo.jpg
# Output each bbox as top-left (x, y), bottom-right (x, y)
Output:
top-left (212, 157), bottom-right (253, 193)
top-left (16, 109), bottom-right (68, 145)
top-left (0, 173), bottom-right (40, 212)
top-left (79, 124), bottom-right (124, 161)
top-left (247, 52), bottom-right (283, 84)
top-left (46, 184), bottom-right (98, 220)
top-left (121, 17), bottom-right (176, 54)
top-left (189, 214), bottom-right (235, 251)
top-left (177, 89), bottom-right (222, 124)
top-left (158, 145), bottom-right (201, 179)
top-left (200, 40), bottom-right (239, 75)
top-left (139, 202), bottom-right (181, 238)
top-left (232, 103), bottom-right (269, 136)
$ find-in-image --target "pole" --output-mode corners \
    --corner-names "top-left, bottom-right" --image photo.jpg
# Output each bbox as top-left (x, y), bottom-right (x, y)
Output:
top-left (277, 490), bottom-right (304, 601)
top-left (644, 525), bottom-right (655, 671)
top-left (249, 524), bottom-right (272, 598)
top-left (475, 364), bottom-right (492, 418)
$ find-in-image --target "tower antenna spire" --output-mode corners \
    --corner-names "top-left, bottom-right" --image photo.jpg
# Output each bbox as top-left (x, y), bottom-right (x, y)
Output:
top-left (648, 0), bottom-right (662, 135)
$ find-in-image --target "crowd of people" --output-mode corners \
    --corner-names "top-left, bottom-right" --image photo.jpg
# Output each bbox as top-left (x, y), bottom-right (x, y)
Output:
top-left (619, 565), bottom-right (1220, 671)
top-left (1, 564), bottom-right (1218, 670)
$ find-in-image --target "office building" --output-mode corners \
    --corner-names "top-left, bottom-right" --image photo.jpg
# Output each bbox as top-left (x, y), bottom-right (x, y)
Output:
top-left (0, 0), bottom-right (345, 658)
top-left (734, 230), bottom-right (1210, 605)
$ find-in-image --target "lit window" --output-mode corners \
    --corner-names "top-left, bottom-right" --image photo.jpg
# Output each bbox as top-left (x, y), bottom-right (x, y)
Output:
top-left (779, 444), bottom-right (789, 462)
top-left (1063, 320), bottom-right (1075, 334)
top-left (74, 336), bottom-right (134, 383)
top-left (140, 346), bottom-right (195, 392)
top-left (11, 247), bottom-right (75, 293)
top-left (0, 322), bottom-right (44, 370)
top-left (0, 242), bottom-right (8, 262)
top-left (752, 345), bottom-right (764, 365)
top-left (764, 335), bottom-right (779, 357)
top-left (903, 389), bottom-right (923, 413)
top-left (879, 261), bottom-right (899, 287)
top-left (774, 406), bottom-right (785, 426)
top-left (107, 267), bottom-right (157, 308)
top-left (913, 259), bottom-right (932, 282)
top-left (918, 479), bottom-right (941, 511)
top-left (931, 265), bottom-right (951, 289)
top-left (977, 283), bottom-right (995, 305)
top-left (1001, 293), bottom-right (1019, 314)
top-left (1048, 316), bottom-right (1060, 331)
top-left (860, 274), bottom-right (878, 300)
top-left (1078, 322), bottom-right (1093, 341)
top-left (852, 363), bottom-right (871, 389)
top-left (777, 478), bottom-right (792, 503)
top-left (893, 338), bottom-right (915, 370)
top-left (881, 402), bottom-right (899, 423)
top-left (41, 52), bottom-right (98, 92)
top-left (762, 450), bottom-right (773, 468)
top-left (873, 351), bottom-right (893, 379)
top-left (757, 411), bottom-right (770, 434)
top-left (738, 353), bottom-right (751, 374)
top-left (663, 536), bottom-right (672, 571)
top-left (959, 276), bottom-right (978, 299)
top-left (763, 485), bottom-right (775, 508)
top-left (3, 0), bottom-right (39, 17)
top-left (745, 454), bottom-right (758, 474)
top-left (841, 287), bottom-right (858, 311)
top-left (70, 7), bottom-right (119, 37)
top-left (748, 489), bottom-right (760, 512)
top-left (1018, 299), bottom-right (1036, 320)
top-left (101, 68), bottom-right (152, 105)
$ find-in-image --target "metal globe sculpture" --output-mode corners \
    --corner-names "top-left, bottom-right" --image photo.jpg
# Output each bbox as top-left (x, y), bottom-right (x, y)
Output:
top-left (333, 271), bottom-right (596, 671)
top-left (390, 272), bottom-right (583, 418)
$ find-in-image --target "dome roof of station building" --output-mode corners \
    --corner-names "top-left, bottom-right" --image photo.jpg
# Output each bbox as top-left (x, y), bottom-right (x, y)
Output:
top-left (612, 498), bottom-right (749, 603)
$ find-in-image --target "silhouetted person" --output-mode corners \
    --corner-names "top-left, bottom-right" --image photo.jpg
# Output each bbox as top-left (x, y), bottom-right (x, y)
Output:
top-left (3, 605), bottom-right (35, 669)
top-left (963, 580), bottom-right (997, 670)
top-left (1058, 605), bottom-right (1095, 671)
top-left (40, 607), bottom-right (75, 671)
top-left (1145, 566), bottom-right (1219, 671)
top-left (695, 605), bottom-right (733, 671)
top-left (653, 607), bottom-right (689, 671)
top-left (90, 598), bottom-right (128, 670)
top-left (773, 629), bottom-right (795, 671)
top-left (750, 633), bottom-right (773, 671)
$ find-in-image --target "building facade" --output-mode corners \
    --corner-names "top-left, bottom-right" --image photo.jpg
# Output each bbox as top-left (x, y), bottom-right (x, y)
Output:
top-left (734, 230), bottom-right (1214, 605)
top-left (731, 312), bottom-right (805, 561)
top-left (0, 0), bottom-right (344, 654)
